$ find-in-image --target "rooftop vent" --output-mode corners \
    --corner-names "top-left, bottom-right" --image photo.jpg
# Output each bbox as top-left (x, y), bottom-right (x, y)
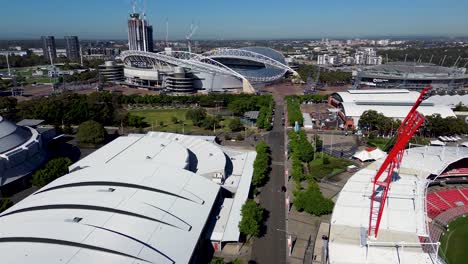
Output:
top-left (209, 153), bottom-right (213, 156)
top-left (146, 156), bottom-right (152, 159)
top-left (72, 217), bottom-right (83, 223)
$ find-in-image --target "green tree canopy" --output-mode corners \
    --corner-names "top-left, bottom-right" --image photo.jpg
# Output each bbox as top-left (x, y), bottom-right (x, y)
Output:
top-left (77, 120), bottom-right (107, 145)
top-left (32, 157), bottom-right (72, 187)
top-left (186, 108), bottom-right (207, 127)
top-left (238, 200), bottom-right (265, 237)
top-left (229, 117), bottom-right (244, 132)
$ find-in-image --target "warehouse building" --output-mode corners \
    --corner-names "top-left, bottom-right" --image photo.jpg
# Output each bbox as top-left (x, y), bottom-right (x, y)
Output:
top-left (0, 132), bottom-right (256, 263)
top-left (329, 89), bottom-right (456, 129)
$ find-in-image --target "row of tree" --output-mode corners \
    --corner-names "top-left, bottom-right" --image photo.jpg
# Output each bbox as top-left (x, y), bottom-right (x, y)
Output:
top-left (286, 97), bottom-right (303, 126)
top-left (256, 98), bottom-right (274, 130)
top-left (297, 64), bottom-right (352, 85)
top-left (359, 110), bottom-right (468, 137)
top-left (252, 142), bottom-right (271, 187)
top-left (9, 92), bottom-right (274, 127)
top-left (288, 130), bottom-right (315, 182)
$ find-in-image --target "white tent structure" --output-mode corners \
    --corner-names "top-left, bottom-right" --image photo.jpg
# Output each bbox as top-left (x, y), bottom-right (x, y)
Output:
top-left (430, 140), bottom-right (446, 146)
top-left (353, 148), bottom-right (387, 162)
top-left (461, 141), bottom-right (468, 147)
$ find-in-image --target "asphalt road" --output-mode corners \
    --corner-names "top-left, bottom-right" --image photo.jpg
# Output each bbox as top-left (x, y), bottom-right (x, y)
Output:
top-left (251, 99), bottom-right (287, 264)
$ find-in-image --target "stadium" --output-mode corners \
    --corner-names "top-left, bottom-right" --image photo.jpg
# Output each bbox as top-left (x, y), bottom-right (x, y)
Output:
top-left (121, 47), bottom-right (298, 94)
top-left (327, 88), bottom-right (468, 264)
top-left (354, 62), bottom-right (468, 92)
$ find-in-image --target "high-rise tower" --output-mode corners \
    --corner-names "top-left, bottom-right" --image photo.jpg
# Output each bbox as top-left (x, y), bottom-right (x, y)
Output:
top-left (127, 13), bottom-right (154, 52)
top-left (41, 36), bottom-right (57, 62)
top-left (65, 36), bottom-right (80, 60)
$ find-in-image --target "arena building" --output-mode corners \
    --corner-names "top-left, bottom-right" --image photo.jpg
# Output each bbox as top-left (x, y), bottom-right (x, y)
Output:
top-left (328, 145), bottom-right (468, 264)
top-left (354, 62), bottom-right (468, 92)
top-left (121, 47), bottom-right (298, 94)
top-left (0, 116), bottom-right (47, 188)
top-left (0, 132), bottom-right (256, 263)
top-left (328, 89), bottom-right (456, 129)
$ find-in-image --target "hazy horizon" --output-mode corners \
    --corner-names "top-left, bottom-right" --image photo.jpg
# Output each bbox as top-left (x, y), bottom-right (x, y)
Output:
top-left (1, 0), bottom-right (468, 40)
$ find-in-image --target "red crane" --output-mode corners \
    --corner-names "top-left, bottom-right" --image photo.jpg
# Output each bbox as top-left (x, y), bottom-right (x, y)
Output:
top-left (368, 86), bottom-right (431, 238)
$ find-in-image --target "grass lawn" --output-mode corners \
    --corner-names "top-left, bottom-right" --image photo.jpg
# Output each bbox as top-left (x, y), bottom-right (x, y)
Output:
top-left (367, 137), bottom-right (391, 150)
top-left (129, 109), bottom-right (234, 133)
top-left (26, 77), bottom-right (54, 84)
top-left (308, 152), bottom-right (353, 179)
top-left (439, 216), bottom-right (468, 264)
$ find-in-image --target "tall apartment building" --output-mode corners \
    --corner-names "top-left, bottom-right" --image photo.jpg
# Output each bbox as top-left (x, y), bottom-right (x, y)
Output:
top-left (65, 36), bottom-right (80, 60)
top-left (127, 13), bottom-right (154, 52)
top-left (41, 36), bottom-right (57, 62)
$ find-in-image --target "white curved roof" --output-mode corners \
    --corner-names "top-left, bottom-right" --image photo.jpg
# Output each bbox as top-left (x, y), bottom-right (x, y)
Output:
top-left (145, 132), bottom-right (226, 177)
top-left (329, 146), bottom-right (468, 264)
top-left (70, 134), bottom-right (190, 171)
top-left (341, 102), bottom-right (456, 119)
top-left (424, 94), bottom-right (468, 108)
top-left (333, 89), bottom-right (421, 104)
top-left (0, 163), bottom-right (220, 264)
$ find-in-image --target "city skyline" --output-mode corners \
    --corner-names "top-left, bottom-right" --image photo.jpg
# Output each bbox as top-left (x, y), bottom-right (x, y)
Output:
top-left (0, 0), bottom-right (468, 40)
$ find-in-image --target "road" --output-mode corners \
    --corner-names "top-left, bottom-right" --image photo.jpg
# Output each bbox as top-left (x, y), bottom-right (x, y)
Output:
top-left (251, 98), bottom-right (287, 263)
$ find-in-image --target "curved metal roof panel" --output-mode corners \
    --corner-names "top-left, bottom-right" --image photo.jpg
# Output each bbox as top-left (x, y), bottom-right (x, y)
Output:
top-left (0, 163), bottom-right (220, 264)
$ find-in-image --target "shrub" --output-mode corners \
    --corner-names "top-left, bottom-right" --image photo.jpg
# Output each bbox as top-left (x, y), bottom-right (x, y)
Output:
top-left (229, 117), bottom-right (244, 132)
top-left (186, 108), bottom-right (207, 127)
top-left (236, 134), bottom-right (244, 141)
top-left (293, 182), bottom-right (334, 216)
top-left (76, 120), bottom-right (106, 145)
top-left (323, 156), bottom-right (330, 165)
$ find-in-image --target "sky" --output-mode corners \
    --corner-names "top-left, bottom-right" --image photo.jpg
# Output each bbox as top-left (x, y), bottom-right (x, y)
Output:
top-left (1, 0), bottom-right (468, 40)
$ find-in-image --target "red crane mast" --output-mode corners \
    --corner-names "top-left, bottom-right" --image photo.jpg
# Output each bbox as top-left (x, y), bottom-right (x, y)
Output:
top-left (368, 86), bottom-right (431, 238)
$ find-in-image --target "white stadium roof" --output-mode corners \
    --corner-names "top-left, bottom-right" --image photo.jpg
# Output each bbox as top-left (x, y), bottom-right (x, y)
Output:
top-left (0, 132), bottom-right (256, 263)
top-left (329, 146), bottom-right (468, 264)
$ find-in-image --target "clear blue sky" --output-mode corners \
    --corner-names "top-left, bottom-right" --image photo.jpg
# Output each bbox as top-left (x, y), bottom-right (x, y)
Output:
top-left (1, 0), bottom-right (468, 40)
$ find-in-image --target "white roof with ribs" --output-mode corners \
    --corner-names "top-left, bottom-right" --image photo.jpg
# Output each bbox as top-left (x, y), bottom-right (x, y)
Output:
top-left (0, 163), bottom-right (220, 264)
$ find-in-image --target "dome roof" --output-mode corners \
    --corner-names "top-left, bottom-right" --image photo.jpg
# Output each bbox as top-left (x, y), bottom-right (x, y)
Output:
top-left (0, 116), bottom-right (32, 153)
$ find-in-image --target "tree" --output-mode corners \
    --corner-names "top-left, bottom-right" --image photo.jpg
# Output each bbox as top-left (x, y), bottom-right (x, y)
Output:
top-left (238, 200), bottom-right (265, 238)
top-left (186, 108), bottom-right (207, 127)
top-left (0, 96), bottom-right (17, 119)
top-left (32, 157), bottom-right (72, 187)
top-left (293, 182), bottom-right (334, 216)
top-left (77, 120), bottom-right (107, 145)
top-left (127, 114), bottom-right (148, 128)
top-left (210, 258), bottom-right (226, 264)
top-left (252, 142), bottom-right (270, 187)
top-left (229, 117), bottom-right (244, 132)
top-left (171, 116), bottom-right (179, 124)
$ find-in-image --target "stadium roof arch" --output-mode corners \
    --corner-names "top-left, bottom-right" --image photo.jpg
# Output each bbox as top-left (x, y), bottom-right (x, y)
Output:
top-left (203, 47), bottom-right (299, 82)
top-left (121, 50), bottom-right (256, 93)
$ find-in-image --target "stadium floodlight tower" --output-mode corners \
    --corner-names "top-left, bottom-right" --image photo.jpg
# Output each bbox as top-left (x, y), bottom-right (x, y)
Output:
top-left (368, 86), bottom-right (431, 239)
top-left (186, 23), bottom-right (198, 54)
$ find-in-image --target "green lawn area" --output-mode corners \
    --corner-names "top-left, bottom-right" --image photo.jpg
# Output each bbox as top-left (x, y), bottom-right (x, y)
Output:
top-left (367, 137), bottom-right (391, 150)
top-left (439, 216), bottom-right (468, 264)
top-left (308, 153), bottom-right (354, 179)
top-left (26, 77), bottom-right (54, 84)
top-left (129, 109), bottom-right (234, 133)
